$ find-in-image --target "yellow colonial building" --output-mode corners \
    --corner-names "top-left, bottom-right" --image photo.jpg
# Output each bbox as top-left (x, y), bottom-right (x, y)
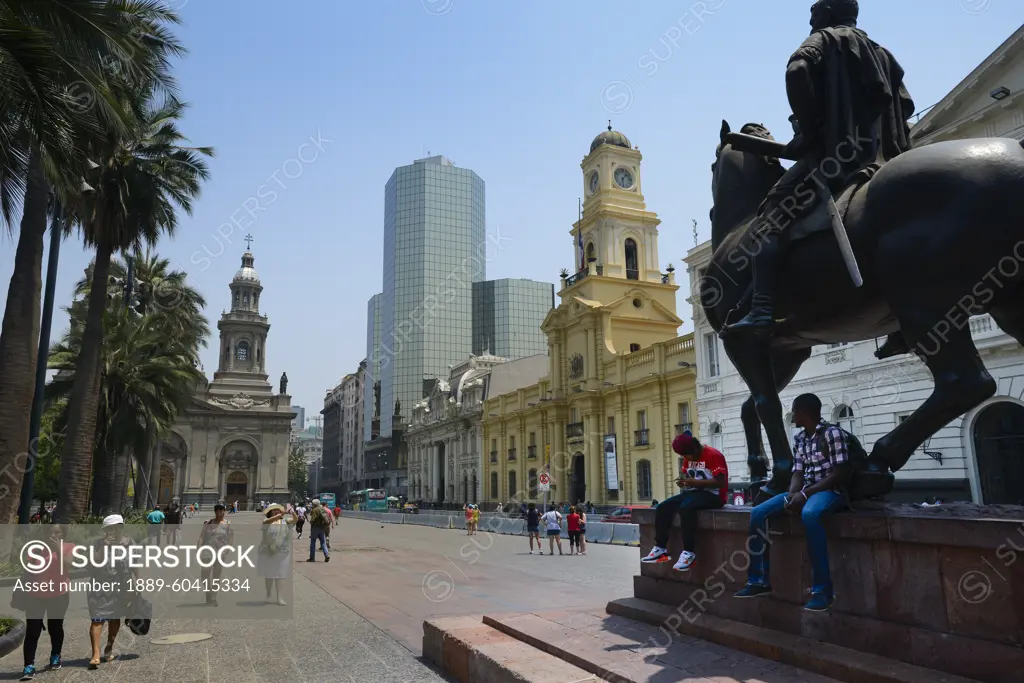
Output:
top-left (482, 126), bottom-right (698, 507)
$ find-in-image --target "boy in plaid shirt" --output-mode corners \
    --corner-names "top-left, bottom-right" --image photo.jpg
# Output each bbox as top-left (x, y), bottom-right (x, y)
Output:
top-left (734, 393), bottom-right (850, 611)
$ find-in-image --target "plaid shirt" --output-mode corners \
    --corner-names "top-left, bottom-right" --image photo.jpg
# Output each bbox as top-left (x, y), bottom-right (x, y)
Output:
top-left (793, 420), bottom-right (849, 489)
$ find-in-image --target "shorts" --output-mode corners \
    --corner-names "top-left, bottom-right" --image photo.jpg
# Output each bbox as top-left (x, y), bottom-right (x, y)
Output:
top-left (546, 529), bottom-right (560, 537)
top-left (579, 526), bottom-right (586, 534)
top-left (527, 525), bottom-right (539, 533)
top-left (568, 530), bottom-right (581, 544)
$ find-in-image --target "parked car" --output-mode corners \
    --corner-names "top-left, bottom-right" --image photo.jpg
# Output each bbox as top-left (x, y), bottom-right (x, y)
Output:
top-left (603, 505), bottom-right (645, 523)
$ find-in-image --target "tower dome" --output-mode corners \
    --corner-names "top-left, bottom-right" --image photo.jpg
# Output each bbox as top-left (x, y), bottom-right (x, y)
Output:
top-left (233, 250), bottom-right (260, 284)
top-left (590, 122), bottom-right (632, 153)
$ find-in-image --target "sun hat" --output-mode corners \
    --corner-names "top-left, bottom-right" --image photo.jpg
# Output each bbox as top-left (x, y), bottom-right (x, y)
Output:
top-left (102, 514), bottom-right (124, 527)
top-left (312, 499), bottom-right (321, 506)
top-left (265, 503), bottom-right (285, 515)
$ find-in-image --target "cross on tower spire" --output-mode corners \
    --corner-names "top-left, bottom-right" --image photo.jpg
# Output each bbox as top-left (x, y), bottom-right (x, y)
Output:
top-left (244, 233), bottom-right (254, 250)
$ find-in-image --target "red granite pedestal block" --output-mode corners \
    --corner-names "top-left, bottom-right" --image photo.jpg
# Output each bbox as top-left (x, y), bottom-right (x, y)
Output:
top-left (631, 506), bottom-right (1024, 683)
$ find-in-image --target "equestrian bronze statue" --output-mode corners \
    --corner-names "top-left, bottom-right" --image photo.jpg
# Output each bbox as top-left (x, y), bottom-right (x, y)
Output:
top-left (702, 0), bottom-right (1024, 499)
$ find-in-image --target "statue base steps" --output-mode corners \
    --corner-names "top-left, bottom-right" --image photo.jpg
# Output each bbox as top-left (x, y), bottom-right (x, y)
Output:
top-left (632, 506), bottom-right (1024, 683)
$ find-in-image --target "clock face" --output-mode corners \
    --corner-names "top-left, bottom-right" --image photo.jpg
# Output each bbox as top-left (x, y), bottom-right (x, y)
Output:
top-left (588, 171), bottom-right (599, 193)
top-left (614, 167), bottom-right (635, 189)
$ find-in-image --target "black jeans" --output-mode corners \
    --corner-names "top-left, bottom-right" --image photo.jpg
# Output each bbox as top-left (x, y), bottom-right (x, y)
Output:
top-left (654, 490), bottom-right (724, 551)
top-left (24, 592), bottom-right (69, 666)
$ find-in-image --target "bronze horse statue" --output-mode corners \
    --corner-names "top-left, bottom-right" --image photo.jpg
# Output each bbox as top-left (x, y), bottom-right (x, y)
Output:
top-left (703, 120), bottom-right (1024, 500)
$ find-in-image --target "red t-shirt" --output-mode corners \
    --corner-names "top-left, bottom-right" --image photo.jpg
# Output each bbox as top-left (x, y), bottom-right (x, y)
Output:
top-left (567, 513), bottom-right (581, 532)
top-left (681, 446), bottom-right (729, 504)
top-left (34, 542), bottom-right (76, 596)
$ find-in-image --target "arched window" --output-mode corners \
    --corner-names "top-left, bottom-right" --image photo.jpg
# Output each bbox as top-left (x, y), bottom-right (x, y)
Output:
top-left (224, 345), bottom-right (230, 361)
top-left (256, 347), bottom-right (261, 363)
top-left (636, 459), bottom-right (652, 499)
top-left (834, 405), bottom-right (855, 434)
top-left (490, 472), bottom-right (499, 499)
top-left (233, 292), bottom-right (240, 308)
top-left (236, 341), bottom-right (250, 361)
top-left (528, 468), bottom-right (538, 499)
top-left (243, 292), bottom-right (250, 308)
top-left (709, 422), bottom-right (723, 452)
top-left (625, 238), bottom-right (639, 279)
top-left (508, 470), bottom-right (517, 499)
top-left (585, 242), bottom-right (596, 263)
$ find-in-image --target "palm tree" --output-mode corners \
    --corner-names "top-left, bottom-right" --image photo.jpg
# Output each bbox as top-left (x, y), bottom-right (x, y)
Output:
top-left (0, 0), bottom-right (184, 523)
top-left (50, 253), bottom-right (207, 514)
top-left (56, 90), bottom-right (210, 521)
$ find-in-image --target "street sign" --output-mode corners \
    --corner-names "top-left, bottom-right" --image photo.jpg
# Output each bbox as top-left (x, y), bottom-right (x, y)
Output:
top-left (538, 472), bottom-right (551, 492)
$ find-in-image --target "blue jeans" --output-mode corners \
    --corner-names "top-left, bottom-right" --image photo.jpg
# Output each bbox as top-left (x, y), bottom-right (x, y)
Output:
top-left (746, 491), bottom-right (845, 596)
top-left (308, 527), bottom-right (328, 559)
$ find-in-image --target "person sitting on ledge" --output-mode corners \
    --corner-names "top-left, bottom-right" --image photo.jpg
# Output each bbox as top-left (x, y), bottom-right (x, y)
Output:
top-left (734, 393), bottom-right (850, 611)
top-left (641, 432), bottom-right (728, 572)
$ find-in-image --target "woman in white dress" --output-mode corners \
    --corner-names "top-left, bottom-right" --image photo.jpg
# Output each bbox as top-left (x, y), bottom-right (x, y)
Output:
top-left (258, 504), bottom-right (296, 605)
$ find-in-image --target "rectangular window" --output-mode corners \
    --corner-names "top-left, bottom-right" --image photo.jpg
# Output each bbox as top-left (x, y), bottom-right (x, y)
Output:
top-left (704, 332), bottom-right (720, 377)
top-left (607, 416), bottom-right (615, 435)
top-left (678, 402), bottom-right (690, 425)
top-left (509, 435), bottom-right (516, 449)
top-left (896, 413), bottom-right (911, 425)
top-left (529, 431), bottom-right (536, 446)
top-left (637, 410), bottom-right (647, 430)
top-left (491, 438), bottom-right (496, 451)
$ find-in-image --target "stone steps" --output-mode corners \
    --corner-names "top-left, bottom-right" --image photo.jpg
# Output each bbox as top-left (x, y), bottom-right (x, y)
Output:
top-left (607, 597), bottom-right (983, 683)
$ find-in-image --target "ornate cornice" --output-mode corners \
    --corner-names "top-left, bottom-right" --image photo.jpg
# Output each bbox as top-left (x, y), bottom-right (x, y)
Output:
top-left (209, 392), bottom-right (272, 410)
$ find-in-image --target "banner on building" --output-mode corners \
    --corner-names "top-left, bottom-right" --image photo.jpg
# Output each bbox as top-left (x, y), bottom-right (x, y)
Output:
top-left (604, 435), bottom-right (619, 491)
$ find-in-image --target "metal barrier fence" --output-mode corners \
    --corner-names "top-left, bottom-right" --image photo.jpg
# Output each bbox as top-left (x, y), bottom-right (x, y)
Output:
top-left (340, 510), bottom-right (637, 546)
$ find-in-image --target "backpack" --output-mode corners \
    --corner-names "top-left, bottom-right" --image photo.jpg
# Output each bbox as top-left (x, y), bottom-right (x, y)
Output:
top-left (309, 506), bottom-right (328, 527)
top-left (815, 423), bottom-right (870, 502)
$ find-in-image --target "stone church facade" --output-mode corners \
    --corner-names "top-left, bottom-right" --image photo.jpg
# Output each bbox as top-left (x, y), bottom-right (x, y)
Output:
top-left (147, 246), bottom-right (292, 508)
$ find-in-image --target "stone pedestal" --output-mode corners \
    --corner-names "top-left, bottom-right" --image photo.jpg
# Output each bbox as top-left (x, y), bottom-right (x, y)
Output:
top-left (632, 505), bottom-right (1024, 683)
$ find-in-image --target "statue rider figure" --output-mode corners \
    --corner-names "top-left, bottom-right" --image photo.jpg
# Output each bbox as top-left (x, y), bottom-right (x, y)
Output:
top-left (724, 0), bottom-right (915, 359)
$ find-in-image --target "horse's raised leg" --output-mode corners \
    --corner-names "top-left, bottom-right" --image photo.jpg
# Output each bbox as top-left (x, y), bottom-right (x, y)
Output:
top-left (870, 326), bottom-right (995, 472)
top-left (739, 348), bottom-right (812, 501)
top-left (722, 337), bottom-right (805, 497)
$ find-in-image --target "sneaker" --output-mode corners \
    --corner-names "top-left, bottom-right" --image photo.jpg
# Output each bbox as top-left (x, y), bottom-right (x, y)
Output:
top-left (20, 665), bottom-right (35, 681)
top-left (734, 583), bottom-right (773, 598)
top-left (803, 592), bottom-right (834, 612)
top-left (324, 555), bottom-right (330, 563)
top-left (48, 655), bottom-right (61, 670)
top-left (529, 551), bottom-right (534, 555)
top-left (673, 551), bottom-right (696, 572)
top-left (641, 546), bottom-right (671, 564)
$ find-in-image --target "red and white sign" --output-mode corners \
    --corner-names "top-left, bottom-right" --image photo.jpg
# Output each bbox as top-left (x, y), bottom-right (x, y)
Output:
top-left (537, 472), bottom-right (550, 492)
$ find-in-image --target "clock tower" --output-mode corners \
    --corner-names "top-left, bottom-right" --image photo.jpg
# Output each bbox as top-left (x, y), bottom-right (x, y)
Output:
top-left (542, 124), bottom-right (682, 395)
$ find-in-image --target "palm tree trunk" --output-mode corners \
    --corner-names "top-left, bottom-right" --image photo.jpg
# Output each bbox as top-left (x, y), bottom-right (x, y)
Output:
top-left (56, 238), bottom-right (114, 522)
top-left (110, 449), bottom-right (129, 513)
top-left (0, 147), bottom-right (48, 524)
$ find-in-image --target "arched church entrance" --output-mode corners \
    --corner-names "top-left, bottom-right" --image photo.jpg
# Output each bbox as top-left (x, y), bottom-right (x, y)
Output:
top-left (571, 453), bottom-right (586, 505)
top-left (225, 471), bottom-right (249, 509)
top-left (158, 465), bottom-right (175, 505)
top-left (972, 401), bottom-right (1024, 504)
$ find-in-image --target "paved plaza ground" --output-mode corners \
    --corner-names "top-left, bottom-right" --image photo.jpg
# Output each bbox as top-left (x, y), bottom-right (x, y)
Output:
top-left (0, 512), bottom-right (835, 682)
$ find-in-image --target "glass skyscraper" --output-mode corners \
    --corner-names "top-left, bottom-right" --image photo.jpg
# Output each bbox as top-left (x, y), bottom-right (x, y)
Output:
top-left (473, 279), bottom-right (553, 360)
top-left (376, 156), bottom-right (486, 437)
top-left (364, 293), bottom-right (382, 442)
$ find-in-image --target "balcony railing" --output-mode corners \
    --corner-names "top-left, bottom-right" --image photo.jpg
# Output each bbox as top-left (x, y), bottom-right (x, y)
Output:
top-left (626, 269), bottom-right (639, 280)
top-left (490, 450), bottom-right (498, 463)
top-left (634, 429), bottom-right (650, 447)
top-left (507, 448), bottom-right (517, 461)
top-left (565, 267), bottom-right (588, 288)
top-left (566, 422), bottom-right (585, 440)
top-left (675, 423), bottom-right (693, 436)
top-left (528, 445), bottom-right (537, 459)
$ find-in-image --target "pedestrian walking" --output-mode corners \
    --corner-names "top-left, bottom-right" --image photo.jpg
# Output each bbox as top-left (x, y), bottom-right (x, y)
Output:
top-left (567, 506), bottom-right (582, 555)
top-left (541, 506), bottom-right (563, 556)
top-left (15, 524), bottom-right (73, 680)
top-left (259, 504), bottom-right (295, 605)
top-left (306, 500), bottom-right (330, 562)
top-left (526, 503), bottom-right (542, 554)
top-left (295, 503), bottom-right (306, 538)
top-left (197, 504), bottom-right (233, 607)
top-left (87, 516), bottom-right (135, 669)
top-left (164, 504), bottom-right (182, 546)
top-left (145, 505), bottom-right (164, 547)
top-left (578, 507), bottom-right (588, 555)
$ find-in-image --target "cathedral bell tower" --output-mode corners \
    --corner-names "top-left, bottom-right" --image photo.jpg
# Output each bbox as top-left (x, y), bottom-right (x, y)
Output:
top-left (210, 235), bottom-right (273, 398)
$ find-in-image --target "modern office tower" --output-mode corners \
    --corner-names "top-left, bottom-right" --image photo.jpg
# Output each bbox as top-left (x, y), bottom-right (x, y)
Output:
top-left (472, 279), bottom-right (553, 359)
top-left (364, 293), bottom-right (383, 443)
top-left (377, 155), bottom-right (486, 437)
top-left (290, 405), bottom-right (305, 442)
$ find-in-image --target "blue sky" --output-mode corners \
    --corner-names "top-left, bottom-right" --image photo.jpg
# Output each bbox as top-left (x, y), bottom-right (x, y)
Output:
top-left (0, 0), bottom-right (1020, 418)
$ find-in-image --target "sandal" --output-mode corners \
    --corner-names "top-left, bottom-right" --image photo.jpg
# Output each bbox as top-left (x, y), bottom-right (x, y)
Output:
top-left (88, 660), bottom-right (100, 670)
top-left (104, 645), bottom-right (116, 663)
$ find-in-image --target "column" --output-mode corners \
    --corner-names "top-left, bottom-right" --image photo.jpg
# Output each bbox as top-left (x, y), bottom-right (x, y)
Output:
top-left (149, 440), bottom-right (163, 504)
top-left (227, 334), bottom-right (235, 371)
top-left (260, 334), bottom-right (267, 372)
top-left (432, 443), bottom-right (441, 502)
top-left (585, 327), bottom-right (597, 381)
top-left (553, 420), bottom-right (566, 503)
top-left (587, 422), bottom-right (602, 504)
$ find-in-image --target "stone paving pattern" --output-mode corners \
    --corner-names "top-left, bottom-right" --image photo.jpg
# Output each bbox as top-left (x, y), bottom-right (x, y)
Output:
top-left (0, 513), bottom-right (844, 681)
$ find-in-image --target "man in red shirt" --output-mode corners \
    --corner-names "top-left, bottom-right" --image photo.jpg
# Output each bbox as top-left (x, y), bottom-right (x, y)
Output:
top-left (641, 432), bottom-right (728, 571)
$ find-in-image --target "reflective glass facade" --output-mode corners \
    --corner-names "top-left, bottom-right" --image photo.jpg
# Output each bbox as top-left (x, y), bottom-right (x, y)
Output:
top-left (363, 293), bottom-right (382, 442)
top-left (378, 156), bottom-right (486, 436)
top-left (472, 279), bottom-right (553, 360)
